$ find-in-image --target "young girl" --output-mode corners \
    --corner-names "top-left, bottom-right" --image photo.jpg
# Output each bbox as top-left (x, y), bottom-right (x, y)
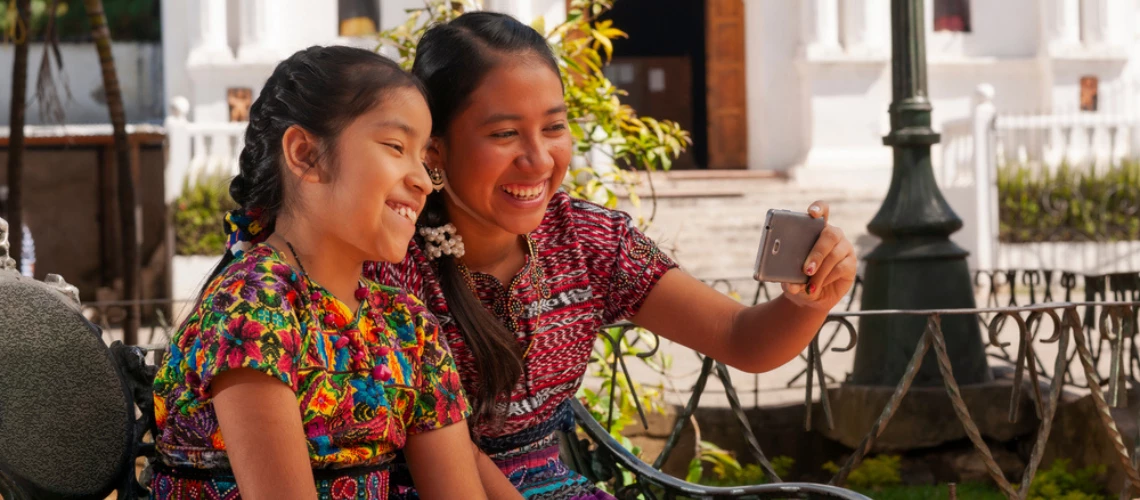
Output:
top-left (151, 46), bottom-right (484, 500)
top-left (233, 13), bottom-right (857, 500)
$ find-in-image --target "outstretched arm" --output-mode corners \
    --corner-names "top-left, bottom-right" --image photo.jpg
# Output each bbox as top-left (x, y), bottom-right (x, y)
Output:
top-left (631, 201), bottom-right (856, 373)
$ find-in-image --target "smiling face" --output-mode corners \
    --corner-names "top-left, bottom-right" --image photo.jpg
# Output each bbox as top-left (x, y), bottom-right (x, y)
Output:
top-left (433, 55), bottom-right (573, 237)
top-left (312, 86), bottom-right (433, 263)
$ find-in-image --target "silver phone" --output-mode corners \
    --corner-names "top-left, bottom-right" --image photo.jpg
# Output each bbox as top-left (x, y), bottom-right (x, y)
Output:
top-left (753, 209), bottom-right (826, 284)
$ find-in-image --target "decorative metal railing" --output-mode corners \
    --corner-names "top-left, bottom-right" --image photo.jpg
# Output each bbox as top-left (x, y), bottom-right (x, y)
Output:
top-left (574, 270), bottom-right (1140, 498)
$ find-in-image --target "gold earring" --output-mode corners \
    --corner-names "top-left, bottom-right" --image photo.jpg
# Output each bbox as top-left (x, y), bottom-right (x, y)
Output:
top-left (428, 167), bottom-right (445, 192)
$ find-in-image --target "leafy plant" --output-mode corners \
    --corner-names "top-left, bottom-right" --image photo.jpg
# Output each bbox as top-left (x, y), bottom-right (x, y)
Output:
top-left (998, 159), bottom-right (1140, 243)
top-left (578, 326), bottom-right (670, 442)
top-left (864, 482), bottom-right (1005, 500)
top-left (689, 446), bottom-right (793, 487)
top-left (1, 0), bottom-right (160, 42)
top-left (173, 169), bottom-right (238, 256)
top-left (375, 0), bottom-right (691, 221)
top-left (823, 455), bottom-right (902, 491)
top-left (1023, 459), bottom-right (1107, 500)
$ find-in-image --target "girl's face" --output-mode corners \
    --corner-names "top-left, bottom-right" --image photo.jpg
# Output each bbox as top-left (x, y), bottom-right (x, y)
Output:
top-left (311, 86), bottom-right (433, 263)
top-left (434, 56), bottom-right (573, 236)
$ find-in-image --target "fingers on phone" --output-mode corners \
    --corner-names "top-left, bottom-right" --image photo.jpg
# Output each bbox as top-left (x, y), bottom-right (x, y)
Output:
top-left (815, 242), bottom-right (853, 290)
top-left (823, 252), bottom-right (858, 288)
top-left (805, 226), bottom-right (842, 275)
top-left (808, 200), bottom-right (830, 222)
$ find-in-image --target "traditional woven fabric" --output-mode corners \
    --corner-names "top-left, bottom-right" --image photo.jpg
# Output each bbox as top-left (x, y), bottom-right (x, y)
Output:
top-left (153, 245), bottom-right (469, 498)
top-left (150, 464), bottom-right (389, 500)
top-left (366, 191), bottom-right (676, 497)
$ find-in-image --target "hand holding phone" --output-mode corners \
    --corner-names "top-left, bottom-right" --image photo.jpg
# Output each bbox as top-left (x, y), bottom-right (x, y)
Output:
top-left (753, 209), bottom-right (827, 284)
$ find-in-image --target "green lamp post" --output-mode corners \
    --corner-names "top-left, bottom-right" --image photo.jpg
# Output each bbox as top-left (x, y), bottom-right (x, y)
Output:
top-left (850, 0), bottom-right (991, 386)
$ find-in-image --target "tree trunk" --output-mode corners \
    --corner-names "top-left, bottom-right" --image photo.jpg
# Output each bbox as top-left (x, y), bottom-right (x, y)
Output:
top-left (85, 0), bottom-right (140, 344)
top-left (5, 0), bottom-right (31, 275)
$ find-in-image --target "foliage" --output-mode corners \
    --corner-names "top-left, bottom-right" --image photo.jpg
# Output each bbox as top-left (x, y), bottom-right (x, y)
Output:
top-left (375, 0), bottom-right (691, 217)
top-left (173, 170), bottom-right (237, 256)
top-left (1, 0), bottom-right (160, 43)
top-left (575, 326), bottom-right (671, 495)
top-left (863, 482), bottom-right (1005, 500)
top-left (822, 455), bottom-right (902, 491)
top-left (577, 327), bottom-right (670, 440)
top-left (998, 159), bottom-right (1140, 243)
top-left (689, 447), bottom-right (793, 487)
top-left (1023, 459), bottom-right (1107, 500)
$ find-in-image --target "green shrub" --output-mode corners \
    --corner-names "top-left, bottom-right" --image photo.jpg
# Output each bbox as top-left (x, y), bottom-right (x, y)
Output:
top-left (691, 451), bottom-right (794, 487)
top-left (823, 454), bottom-right (902, 491)
top-left (867, 482), bottom-right (1005, 500)
top-left (1024, 459), bottom-right (1108, 500)
top-left (998, 159), bottom-right (1140, 243)
top-left (173, 171), bottom-right (237, 256)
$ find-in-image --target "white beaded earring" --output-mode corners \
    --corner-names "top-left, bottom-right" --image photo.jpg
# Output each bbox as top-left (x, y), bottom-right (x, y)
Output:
top-left (419, 223), bottom-right (464, 260)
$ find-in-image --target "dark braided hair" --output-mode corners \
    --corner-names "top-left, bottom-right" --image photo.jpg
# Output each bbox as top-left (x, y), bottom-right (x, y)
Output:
top-left (412, 12), bottom-right (562, 428)
top-left (207, 45), bottom-right (426, 282)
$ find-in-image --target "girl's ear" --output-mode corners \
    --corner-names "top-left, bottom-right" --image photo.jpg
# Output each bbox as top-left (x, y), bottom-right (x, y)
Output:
top-left (281, 125), bottom-right (325, 183)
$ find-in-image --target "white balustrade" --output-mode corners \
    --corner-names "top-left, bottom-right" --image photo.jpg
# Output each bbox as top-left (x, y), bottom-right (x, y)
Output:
top-left (164, 96), bottom-right (247, 204)
top-left (936, 82), bottom-right (1140, 274)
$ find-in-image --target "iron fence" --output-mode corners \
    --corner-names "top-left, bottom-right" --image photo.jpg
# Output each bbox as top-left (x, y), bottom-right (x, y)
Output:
top-left (572, 269), bottom-right (1140, 498)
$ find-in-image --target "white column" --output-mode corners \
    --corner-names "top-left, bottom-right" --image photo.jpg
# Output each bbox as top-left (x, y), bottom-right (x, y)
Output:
top-left (164, 96), bottom-right (193, 204)
top-left (862, 0), bottom-right (890, 55)
top-left (972, 84), bottom-right (998, 271)
top-left (802, 0), bottom-right (841, 57)
top-left (1079, 0), bottom-right (1107, 46)
top-left (187, 0), bottom-right (232, 66)
top-left (1100, 0), bottom-right (1134, 47)
top-left (237, 0), bottom-right (278, 63)
top-left (839, 0), bottom-right (866, 52)
top-left (1047, 0), bottom-right (1081, 51)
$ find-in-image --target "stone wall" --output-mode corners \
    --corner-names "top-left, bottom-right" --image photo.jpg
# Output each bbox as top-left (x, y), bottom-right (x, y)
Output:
top-left (0, 146), bottom-right (169, 304)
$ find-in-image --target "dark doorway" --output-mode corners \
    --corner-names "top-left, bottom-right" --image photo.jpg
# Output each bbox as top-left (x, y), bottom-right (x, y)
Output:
top-left (603, 0), bottom-right (708, 169)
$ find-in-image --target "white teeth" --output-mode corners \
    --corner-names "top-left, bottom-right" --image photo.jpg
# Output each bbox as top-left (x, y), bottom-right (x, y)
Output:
top-left (391, 204), bottom-right (417, 222)
top-left (502, 185), bottom-right (543, 200)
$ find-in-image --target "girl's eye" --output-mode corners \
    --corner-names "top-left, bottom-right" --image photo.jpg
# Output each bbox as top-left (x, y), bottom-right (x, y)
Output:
top-left (547, 123), bottom-right (568, 132)
top-left (384, 143), bottom-right (405, 154)
top-left (491, 130), bottom-right (518, 139)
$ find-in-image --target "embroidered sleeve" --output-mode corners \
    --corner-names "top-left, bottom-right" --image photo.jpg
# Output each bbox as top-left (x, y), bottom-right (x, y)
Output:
top-left (408, 298), bottom-right (471, 434)
top-left (573, 200), bottom-right (679, 325)
top-left (182, 257), bottom-right (304, 396)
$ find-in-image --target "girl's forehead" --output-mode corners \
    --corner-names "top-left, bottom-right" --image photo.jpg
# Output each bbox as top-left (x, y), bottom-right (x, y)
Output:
top-left (464, 62), bottom-right (564, 114)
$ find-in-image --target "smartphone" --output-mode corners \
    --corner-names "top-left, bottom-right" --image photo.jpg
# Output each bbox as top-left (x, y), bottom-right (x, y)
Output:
top-left (753, 209), bottom-right (826, 284)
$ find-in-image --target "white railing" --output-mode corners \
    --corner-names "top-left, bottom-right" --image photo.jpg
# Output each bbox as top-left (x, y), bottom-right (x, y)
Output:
top-left (936, 83), bottom-right (1140, 274)
top-left (163, 96), bottom-right (248, 203)
top-left (993, 112), bottom-right (1139, 171)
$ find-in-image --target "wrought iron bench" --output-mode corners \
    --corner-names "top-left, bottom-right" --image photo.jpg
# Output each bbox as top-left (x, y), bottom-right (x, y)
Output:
top-left (0, 218), bottom-right (155, 499)
top-left (0, 217), bottom-right (868, 499)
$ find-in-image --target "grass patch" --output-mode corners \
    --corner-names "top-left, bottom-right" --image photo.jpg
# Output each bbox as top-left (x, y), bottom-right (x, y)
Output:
top-left (856, 482), bottom-right (1005, 499)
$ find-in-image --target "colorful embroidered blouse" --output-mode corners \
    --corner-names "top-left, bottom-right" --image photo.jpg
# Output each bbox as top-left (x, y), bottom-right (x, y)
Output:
top-left (152, 245), bottom-right (469, 497)
top-left (365, 191), bottom-right (677, 439)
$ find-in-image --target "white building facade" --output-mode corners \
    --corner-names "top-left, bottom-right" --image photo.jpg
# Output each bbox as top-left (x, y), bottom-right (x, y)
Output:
top-left (753, 0), bottom-right (1140, 188)
top-left (161, 0), bottom-right (1140, 189)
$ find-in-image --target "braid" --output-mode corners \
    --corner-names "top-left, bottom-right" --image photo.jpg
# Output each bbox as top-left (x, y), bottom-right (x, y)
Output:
top-left (230, 72), bottom-right (288, 219)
